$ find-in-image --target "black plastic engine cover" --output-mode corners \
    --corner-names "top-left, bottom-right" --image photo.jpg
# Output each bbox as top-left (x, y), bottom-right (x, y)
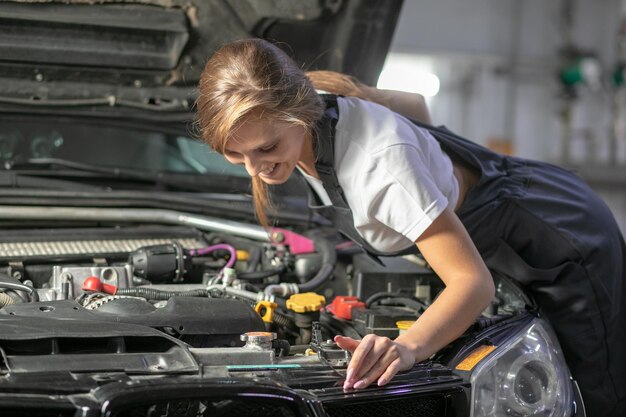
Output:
top-left (1, 297), bottom-right (265, 347)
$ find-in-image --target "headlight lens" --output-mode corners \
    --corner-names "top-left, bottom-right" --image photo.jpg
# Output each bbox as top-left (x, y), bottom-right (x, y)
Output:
top-left (470, 319), bottom-right (573, 417)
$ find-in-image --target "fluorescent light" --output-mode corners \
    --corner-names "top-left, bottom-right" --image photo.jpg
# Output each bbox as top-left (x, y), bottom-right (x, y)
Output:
top-left (377, 53), bottom-right (440, 97)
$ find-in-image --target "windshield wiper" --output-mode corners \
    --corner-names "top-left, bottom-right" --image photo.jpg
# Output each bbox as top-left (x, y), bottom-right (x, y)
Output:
top-left (8, 157), bottom-right (163, 179)
top-left (0, 95), bottom-right (189, 112)
top-left (5, 158), bottom-right (246, 192)
top-left (0, 171), bottom-right (104, 190)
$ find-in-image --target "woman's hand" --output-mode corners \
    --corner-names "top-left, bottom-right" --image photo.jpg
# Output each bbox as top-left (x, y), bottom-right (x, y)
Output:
top-left (334, 208), bottom-right (495, 391)
top-left (334, 334), bottom-right (418, 390)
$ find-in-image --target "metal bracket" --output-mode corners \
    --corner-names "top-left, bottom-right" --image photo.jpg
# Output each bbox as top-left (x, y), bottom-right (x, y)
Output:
top-left (309, 322), bottom-right (351, 366)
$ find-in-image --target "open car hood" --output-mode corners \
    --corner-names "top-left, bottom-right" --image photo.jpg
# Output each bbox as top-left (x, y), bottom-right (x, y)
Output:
top-left (0, 0), bottom-right (403, 110)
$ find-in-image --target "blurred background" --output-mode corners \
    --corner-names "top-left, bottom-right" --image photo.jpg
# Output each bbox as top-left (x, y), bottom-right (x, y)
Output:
top-left (377, 0), bottom-right (626, 233)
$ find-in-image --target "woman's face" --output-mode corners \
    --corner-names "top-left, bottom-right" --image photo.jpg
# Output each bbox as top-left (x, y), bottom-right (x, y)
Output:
top-left (223, 117), bottom-right (309, 185)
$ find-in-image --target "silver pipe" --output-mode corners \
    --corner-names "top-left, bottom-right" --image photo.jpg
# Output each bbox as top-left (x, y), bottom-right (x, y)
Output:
top-left (206, 285), bottom-right (275, 303)
top-left (0, 206), bottom-right (270, 242)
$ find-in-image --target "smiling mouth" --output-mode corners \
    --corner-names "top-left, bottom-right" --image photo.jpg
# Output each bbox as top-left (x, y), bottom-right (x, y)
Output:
top-left (260, 163), bottom-right (277, 176)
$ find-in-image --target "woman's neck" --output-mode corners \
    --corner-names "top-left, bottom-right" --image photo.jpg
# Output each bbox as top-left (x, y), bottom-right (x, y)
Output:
top-left (297, 133), bottom-right (320, 179)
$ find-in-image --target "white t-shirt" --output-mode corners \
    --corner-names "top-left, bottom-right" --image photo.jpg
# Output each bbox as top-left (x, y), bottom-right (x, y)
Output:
top-left (301, 96), bottom-right (459, 254)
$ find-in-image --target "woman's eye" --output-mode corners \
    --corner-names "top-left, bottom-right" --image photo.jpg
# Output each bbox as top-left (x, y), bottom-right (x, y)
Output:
top-left (259, 143), bottom-right (278, 153)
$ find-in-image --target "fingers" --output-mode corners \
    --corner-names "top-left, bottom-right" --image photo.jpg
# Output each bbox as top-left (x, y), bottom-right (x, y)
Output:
top-left (376, 357), bottom-right (403, 387)
top-left (348, 335), bottom-right (388, 380)
top-left (358, 353), bottom-right (402, 388)
top-left (346, 334), bottom-right (378, 371)
top-left (340, 336), bottom-right (416, 391)
top-left (343, 334), bottom-right (393, 390)
top-left (333, 335), bottom-right (360, 352)
top-left (351, 348), bottom-right (400, 389)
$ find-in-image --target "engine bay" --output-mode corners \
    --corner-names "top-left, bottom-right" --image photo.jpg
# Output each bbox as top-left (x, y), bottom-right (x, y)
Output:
top-left (0, 217), bottom-right (529, 369)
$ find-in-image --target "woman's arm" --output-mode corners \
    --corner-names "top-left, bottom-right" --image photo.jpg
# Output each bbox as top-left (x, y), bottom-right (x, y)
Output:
top-left (306, 70), bottom-right (432, 125)
top-left (335, 207), bottom-right (494, 389)
top-left (367, 87), bottom-right (432, 124)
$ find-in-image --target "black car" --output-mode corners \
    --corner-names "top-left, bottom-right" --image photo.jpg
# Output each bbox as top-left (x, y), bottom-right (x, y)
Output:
top-left (0, 1), bottom-right (584, 416)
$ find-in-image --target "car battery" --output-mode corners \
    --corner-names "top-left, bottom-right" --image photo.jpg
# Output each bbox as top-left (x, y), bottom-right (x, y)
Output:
top-left (351, 306), bottom-right (419, 338)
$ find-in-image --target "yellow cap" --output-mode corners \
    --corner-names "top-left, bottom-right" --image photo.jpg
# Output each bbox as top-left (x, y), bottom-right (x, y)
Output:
top-left (236, 250), bottom-right (249, 261)
top-left (254, 301), bottom-right (277, 323)
top-left (396, 320), bottom-right (415, 331)
top-left (286, 292), bottom-right (326, 313)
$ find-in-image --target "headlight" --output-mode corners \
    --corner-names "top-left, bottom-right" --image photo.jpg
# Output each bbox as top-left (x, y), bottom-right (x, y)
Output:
top-left (470, 319), bottom-right (574, 417)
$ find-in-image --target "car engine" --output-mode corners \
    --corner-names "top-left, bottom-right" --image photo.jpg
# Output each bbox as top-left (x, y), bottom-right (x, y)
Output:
top-left (0, 215), bottom-right (526, 366)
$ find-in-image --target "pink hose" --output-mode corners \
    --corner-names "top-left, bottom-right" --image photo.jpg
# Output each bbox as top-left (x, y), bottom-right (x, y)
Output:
top-left (189, 244), bottom-right (237, 269)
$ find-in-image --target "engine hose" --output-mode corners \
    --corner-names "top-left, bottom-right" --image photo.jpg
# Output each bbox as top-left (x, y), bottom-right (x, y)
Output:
top-left (203, 233), bottom-right (264, 272)
top-left (205, 233), bottom-right (257, 253)
top-left (246, 246), bottom-right (262, 272)
top-left (188, 244), bottom-right (236, 269)
top-left (0, 292), bottom-right (16, 307)
top-left (237, 265), bottom-right (286, 281)
top-left (273, 296), bottom-right (288, 310)
top-left (365, 291), bottom-right (402, 307)
top-left (265, 232), bottom-right (336, 297)
top-left (115, 287), bottom-right (208, 300)
top-left (297, 232), bottom-right (336, 292)
top-left (320, 311), bottom-right (362, 339)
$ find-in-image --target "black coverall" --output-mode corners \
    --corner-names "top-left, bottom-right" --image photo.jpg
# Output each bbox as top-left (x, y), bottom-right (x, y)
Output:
top-left (309, 95), bottom-right (626, 416)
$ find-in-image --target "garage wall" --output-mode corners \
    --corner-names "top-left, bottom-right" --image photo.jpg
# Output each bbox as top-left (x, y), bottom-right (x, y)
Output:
top-left (386, 0), bottom-right (626, 234)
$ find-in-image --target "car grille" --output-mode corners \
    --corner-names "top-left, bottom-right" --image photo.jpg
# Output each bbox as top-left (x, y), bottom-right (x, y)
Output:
top-left (116, 395), bottom-right (450, 417)
top-left (114, 398), bottom-right (299, 417)
top-left (322, 393), bottom-right (445, 417)
top-left (0, 395), bottom-right (456, 417)
top-left (0, 402), bottom-right (76, 417)
top-left (0, 382), bottom-right (468, 417)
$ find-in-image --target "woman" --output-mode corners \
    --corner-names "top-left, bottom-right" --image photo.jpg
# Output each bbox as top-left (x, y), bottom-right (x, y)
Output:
top-left (196, 38), bottom-right (625, 416)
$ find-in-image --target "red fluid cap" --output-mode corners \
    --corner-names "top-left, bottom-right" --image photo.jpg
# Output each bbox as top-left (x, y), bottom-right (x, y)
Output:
top-left (82, 276), bottom-right (117, 295)
top-left (327, 296), bottom-right (366, 320)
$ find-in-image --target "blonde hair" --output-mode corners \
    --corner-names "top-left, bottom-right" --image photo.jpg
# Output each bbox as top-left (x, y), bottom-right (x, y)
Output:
top-left (196, 38), bottom-right (324, 227)
top-left (196, 39), bottom-right (386, 227)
